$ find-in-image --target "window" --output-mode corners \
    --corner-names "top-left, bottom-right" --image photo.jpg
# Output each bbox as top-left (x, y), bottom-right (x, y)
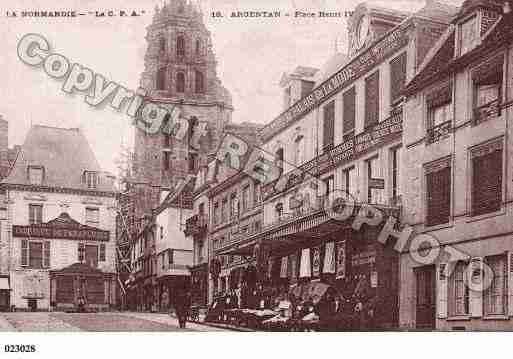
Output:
top-left (343, 167), bottom-right (356, 196)
top-left (242, 185), bottom-right (250, 211)
top-left (323, 101), bottom-right (335, 151)
top-left (390, 52), bottom-right (406, 105)
top-left (275, 202), bottom-right (284, 219)
top-left (253, 181), bottom-right (261, 205)
top-left (367, 157), bottom-right (382, 204)
top-left (159, 37), bottom-right (166, 52)
top-left (28, 166), bottom-right (43, 185)
top-left (21, 240), bottom-right (50, 269)
top-left (294, 135), bottom-right (305, 166)
top-left (323, 175), bottom-right (334, 198)
top-left (29, 204), bottom-right (43, 225)
top-left (176, 72), bottom-right (185, 93)
top-left (195, 71), bottom-right (204, 93)
top-left (230, 193), bottom-right (237, 219)
top-left (426, 84), bottom-right (452, 144)
top-left (471, 140), bottom-right (503, 216)
top-left (78, 243), bottom-right (85, 262)
top-left (84, 171), bottom-right (98, 189)
top-left (163, 151), bottom-right (170, 171)
top-left (365, 71), bottom-right (380, 129)
top-left (343, 87), bottom-right (356, 141)
top-left (99, 243), bottom-right (106, 262)
top-left (275, 148), bottom-right (284, 173)
top-left (85, 245), bottom-right (99, 268)
top-left (195, 39), bottom-right (201, 56)
top-left (213, 202), bottom-right (219, 224)
top-left (484, 255), bottom-right (507, 315)
top-left (85, 208), bottom-right (100, 226)
top-left (177, 35), bottom-right (185, 57)
top-left (221, 197), bottom-right (228, 223)
top-left (425, 159), bottom-right (451, 226)
top-left (449, 261), bottom-right (470, 316)
top-left (156, 67), bottom-right (166, 90)
top-left (460, 16), bottom-right (478, 55)
top-left (198, 202), bottom-right (205, 217)
top-left (198, 240), bottom-right (204, 262)
top-left (472, 57), bottom-right (503, 124)
top-left (391, 147), bottom-right (401, 201)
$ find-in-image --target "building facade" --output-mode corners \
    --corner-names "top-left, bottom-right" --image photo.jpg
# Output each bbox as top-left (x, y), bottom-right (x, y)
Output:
top-left (400, 0), bottom-right (513, 330)
top-left (0, 125), bottom-right (117, 311)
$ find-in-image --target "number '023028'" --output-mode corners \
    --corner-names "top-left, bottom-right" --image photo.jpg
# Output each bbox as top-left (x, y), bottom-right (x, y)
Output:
top-left (4, 345), bottom-right (36, 353)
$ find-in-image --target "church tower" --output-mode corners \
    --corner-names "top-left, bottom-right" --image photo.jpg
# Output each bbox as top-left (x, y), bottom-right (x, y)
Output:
top-left (133, 0), bottom-right (233, 217)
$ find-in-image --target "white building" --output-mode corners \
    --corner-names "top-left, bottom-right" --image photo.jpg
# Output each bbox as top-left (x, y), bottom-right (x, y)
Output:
top-left (0, 125), bottom-right (117, 311)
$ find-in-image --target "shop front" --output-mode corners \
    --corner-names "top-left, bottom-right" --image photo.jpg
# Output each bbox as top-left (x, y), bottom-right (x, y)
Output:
top-left (49, 263), bottom-right (116, 312)
top-left (213, 203), bottom-right (400, 330)
top-left (156, 265), bottom-right (190, 312)
top-left (0, 276), bottom-right (10, 311)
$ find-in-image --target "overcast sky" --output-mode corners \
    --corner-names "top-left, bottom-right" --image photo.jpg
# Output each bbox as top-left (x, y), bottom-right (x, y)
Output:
top-left (0, 0), bottom-right (464, 175)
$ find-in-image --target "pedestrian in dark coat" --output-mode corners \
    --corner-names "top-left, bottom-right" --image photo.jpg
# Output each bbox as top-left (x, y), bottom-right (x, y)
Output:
top-left (174, 290), bottom-right (191, 329)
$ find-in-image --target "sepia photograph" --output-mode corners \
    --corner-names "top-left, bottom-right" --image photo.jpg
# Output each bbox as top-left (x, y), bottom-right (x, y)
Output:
top-left (1, 0), bottom-right (513, 350)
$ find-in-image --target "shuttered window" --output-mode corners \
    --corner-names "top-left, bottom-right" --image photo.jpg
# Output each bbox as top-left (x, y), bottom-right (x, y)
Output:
top-left (21, 239), bottom-right (28, 266)
top-left (343, 87), bottom-right (356, 139)
top-left (365, 71), bottom-right (380, 129)
top-left (484, 255), bottom-right (507, 315)
top-left (43, 241), bottom-right (50, 268)
top-left (390, 52), bottom-right (407, 104)
top-left (99, 243), bottom-right (106, 262)
top-left (426, 164), bottom-right (451, 226)
top-left (323, 101), bottom-right (335, 151)
top-left (472, 144), bottom-right (502, 216)
top-left (449, 261), bottom-right (470, 316)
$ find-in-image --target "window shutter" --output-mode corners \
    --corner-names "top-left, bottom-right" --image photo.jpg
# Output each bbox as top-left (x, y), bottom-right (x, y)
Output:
top-left (390, 52), bottom-right (407, 103)
top-left (508, 251), bottom-right (513, 317)
top-left (437, 263), bottom-right (448, 318)
top-left (43, 241), bottom-right (50, 268)
top-left (21, 239), bottom-right (28, 266)
top-left (323, 102), bottom-right (335, 149)
top-left (426, 166), bottom-right (451, 226)
top-left (469, 257), bottom-right (483, 318)
top-left (78, 243), bottom-right (85, 262)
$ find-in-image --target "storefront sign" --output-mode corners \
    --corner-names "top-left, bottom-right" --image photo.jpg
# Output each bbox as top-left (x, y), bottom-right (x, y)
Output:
top-left (289, 253), bottom-right (298, 284)
top-left (260, 27), bottom-right (408, 142)
top-left (280, 256), bottom-right (288, 279)
top-left (312, 247), bottom-right (321, 278)
top-left (351, 249), bottom-right (376, 266)
top-left (323, 242), bottom-right (336, 274)
top-left (13, 225), bottom-right (109, 241)
top-left (368, 178), bottom-right (385, 189)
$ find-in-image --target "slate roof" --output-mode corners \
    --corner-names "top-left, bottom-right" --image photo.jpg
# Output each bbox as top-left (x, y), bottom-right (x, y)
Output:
top-left (2, 125), bottom-right (115, 193)
top-left (405, 10), bottom-right (513, 96)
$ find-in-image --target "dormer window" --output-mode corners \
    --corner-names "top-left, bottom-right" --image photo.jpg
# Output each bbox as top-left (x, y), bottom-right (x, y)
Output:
top-left (459, 15), bottom-right (478, 55)
top-left (28, 166), bottom-right (43, 185)
top-left (84, 171), bottom-right (98, 189)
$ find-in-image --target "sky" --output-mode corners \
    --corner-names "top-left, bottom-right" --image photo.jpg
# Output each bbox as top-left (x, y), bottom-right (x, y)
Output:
top-left (0, 0), bottom-right (464, 176)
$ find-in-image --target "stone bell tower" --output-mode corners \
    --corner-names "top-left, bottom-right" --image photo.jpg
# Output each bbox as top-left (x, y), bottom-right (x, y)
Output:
top-left (133, 0), bottom-right (233, 217)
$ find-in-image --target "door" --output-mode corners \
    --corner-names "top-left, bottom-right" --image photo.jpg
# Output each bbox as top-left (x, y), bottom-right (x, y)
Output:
top-left (415, 265), bottom-right (436, 329)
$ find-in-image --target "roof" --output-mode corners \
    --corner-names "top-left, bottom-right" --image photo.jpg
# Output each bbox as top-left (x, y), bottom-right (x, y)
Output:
top-left (405, 10), bottom-right (513, 96)
top-left (414, 1), bottom-right (459, 23)
top-left (2, 125), bottom-right (115, 193)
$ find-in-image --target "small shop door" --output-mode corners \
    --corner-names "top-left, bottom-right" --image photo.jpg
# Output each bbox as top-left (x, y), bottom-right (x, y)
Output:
top-left (415, 265), bottom-right (436, 329)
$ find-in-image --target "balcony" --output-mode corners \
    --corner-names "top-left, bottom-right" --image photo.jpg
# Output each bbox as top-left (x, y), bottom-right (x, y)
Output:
top-left (473, 99), bottom-right (501, 126)
top-left (426, 120), bottom-right (451, 145)
top-left (184, 214), bottom-right (208, 237)
top-left (217, 197), bottom-right (401, 256)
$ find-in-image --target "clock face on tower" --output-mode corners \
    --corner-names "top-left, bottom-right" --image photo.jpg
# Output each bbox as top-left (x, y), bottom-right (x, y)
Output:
top-left (355, 15), bottom-right (370, 50)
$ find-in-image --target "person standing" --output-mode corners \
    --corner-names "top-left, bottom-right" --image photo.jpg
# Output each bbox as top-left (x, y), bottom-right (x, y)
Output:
top-left (174, 287), bottom-right (191, 329)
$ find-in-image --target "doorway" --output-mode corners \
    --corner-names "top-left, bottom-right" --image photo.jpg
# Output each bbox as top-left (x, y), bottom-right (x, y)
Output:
top-left (415, 265), bottom-right (436, 330)
top-left (28, 299), bottom-right (38, 312)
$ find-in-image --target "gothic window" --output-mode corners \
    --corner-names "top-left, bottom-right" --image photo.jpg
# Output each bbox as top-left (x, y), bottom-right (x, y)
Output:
top-left (156, 68), bottom-right (166, 90)
top-left (177, 35), bottom-right (185, 57)
top-left (176, 72), bottom-right (185, 93)
top-left (195, 71), bottom-right (204, 93)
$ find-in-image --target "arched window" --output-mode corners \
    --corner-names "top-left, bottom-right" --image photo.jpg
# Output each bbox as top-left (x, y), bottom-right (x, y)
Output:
top-left (195, 71), bottom-right (204, 93)
top-left (176, 72), bottom-right (185, 93)
top-left (195, 39), bottom-right (201, 56)
top-left (159, 37), bottom-right (166, 52)
top-left (177, 35), bottom-right (185, 57)
top-left (156, 68), bottom-right (166, 90)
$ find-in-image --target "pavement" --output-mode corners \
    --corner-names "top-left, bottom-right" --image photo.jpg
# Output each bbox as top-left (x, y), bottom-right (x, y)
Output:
top-left (0, 312), bottom-right (233, 332)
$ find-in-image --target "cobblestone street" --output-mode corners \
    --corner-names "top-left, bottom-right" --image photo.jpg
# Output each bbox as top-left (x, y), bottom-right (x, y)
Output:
top-left (0, 312), bottom-right (227, 332)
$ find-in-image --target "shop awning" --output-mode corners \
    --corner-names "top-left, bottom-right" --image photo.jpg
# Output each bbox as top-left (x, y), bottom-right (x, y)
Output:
top-left (0, 277), bottom-right (9, 290)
